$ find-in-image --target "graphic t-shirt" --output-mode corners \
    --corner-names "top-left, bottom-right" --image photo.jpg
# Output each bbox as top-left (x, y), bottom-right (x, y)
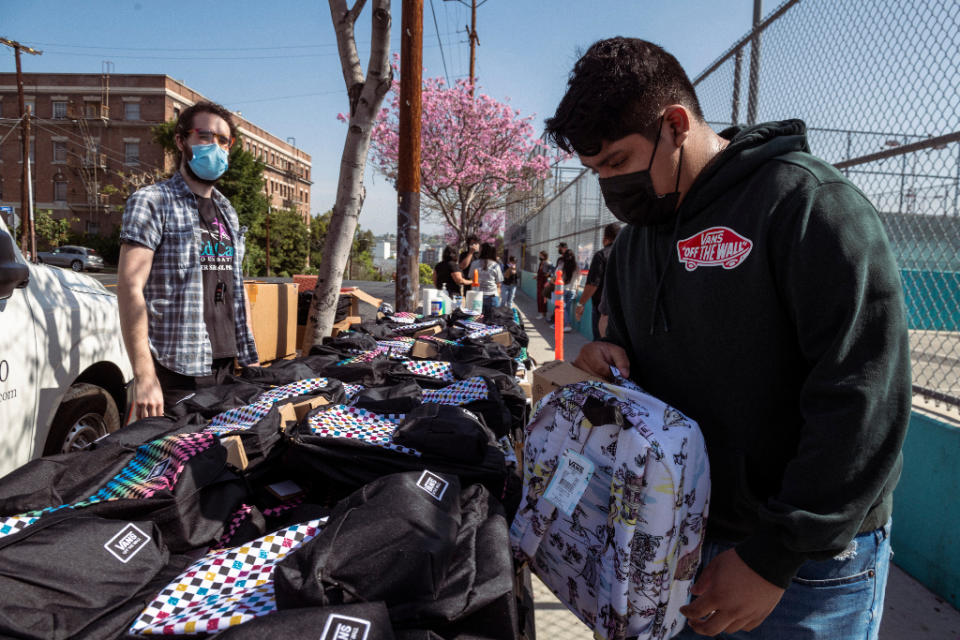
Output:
top-left (197, 197), bottom-right (237, 359)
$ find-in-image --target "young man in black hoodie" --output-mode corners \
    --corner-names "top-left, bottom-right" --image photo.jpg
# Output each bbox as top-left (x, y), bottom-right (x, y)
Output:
top-left (549, 38), bottom-right (910, 639)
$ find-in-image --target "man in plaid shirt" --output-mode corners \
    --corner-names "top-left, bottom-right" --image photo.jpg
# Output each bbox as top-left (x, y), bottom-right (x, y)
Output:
top-left (117, 101), bottom-right (258, 418)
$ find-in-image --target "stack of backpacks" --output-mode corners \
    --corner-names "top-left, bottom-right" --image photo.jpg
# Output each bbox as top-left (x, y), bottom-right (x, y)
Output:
top-left (0, 300), bottom-right (712, 640)
top-left (0, 306), bottom-right (534, 640)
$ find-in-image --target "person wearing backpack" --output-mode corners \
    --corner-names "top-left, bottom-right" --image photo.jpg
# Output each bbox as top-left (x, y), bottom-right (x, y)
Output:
top-left (549, 38), bottom-right (910, 639)
top-left (575, 222), bottom-right (620, 340)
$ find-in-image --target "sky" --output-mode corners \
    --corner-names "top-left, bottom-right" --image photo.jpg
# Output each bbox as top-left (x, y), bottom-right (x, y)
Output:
top-left (2, 0), bottom-right (757, 235)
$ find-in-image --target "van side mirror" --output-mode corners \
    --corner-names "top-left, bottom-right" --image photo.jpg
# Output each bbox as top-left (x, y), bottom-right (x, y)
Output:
top-left (0, 230), bottom-right (29, 300)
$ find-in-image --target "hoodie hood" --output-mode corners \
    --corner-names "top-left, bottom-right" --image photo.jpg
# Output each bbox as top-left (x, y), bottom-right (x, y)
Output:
top-left (679, 119), bottom-right (810, 220)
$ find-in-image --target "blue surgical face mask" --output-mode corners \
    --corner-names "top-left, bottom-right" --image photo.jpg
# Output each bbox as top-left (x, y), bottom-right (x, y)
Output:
top-left (187, 143), bottom-right (229, 181)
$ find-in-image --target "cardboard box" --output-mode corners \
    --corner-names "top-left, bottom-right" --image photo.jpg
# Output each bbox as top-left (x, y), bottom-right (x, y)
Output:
top-left (221, 436), bottom-right (248, 470)
top-left (332, 315), bottom-right (362, 337)
top-left (411, 338), bottom-right (440, 359)
top-left (518, 379), bottom-right (532, 400)
top-left (531, 360), bottom-right (606, 406)
top-left (341, 287), bottom-right (383, 321)
top-left (491, 330), bottom-right (513, 346)
top-left (413, 324), bottom-right (443, 338)
top-left (244, 282), bottom-right (298, 363)
top-left (278, 396), bottom-right (330, 432)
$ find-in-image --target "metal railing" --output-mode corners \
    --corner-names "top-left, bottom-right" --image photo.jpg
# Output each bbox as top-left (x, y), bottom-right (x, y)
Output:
top-left (517, 0), bottom-right (959, 410)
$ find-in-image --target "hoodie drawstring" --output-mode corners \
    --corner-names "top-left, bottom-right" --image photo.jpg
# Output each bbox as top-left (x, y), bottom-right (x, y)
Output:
top-left (648, 145), bottom-right (685, 335)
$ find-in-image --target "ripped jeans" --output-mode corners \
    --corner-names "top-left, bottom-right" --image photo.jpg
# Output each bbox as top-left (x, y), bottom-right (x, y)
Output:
top-left (673, 520), bottom-right (892, 640)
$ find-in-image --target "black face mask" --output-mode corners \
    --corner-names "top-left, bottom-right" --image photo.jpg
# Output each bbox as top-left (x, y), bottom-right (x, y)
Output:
top-left (598, 118), bottom-right (683, 226)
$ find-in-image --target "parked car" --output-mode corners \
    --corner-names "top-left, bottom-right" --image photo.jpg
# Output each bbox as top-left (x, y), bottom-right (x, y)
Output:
top-left (36, 245), bottom-right (105, 272)
top-left (0, 217), bottom-right (132, 477)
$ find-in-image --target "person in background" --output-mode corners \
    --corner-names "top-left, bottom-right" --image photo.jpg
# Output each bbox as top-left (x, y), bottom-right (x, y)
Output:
top-left (434, 245), bottom-right (470, 297)
top-left (458, 235), bottom-right (481, 275)
top-left (546, 242), bottom-right (569, 327)
top-left (561, 246), bottom-right (579, 333)
top-left (575, 222), bottom-right (621, 340)
top-left (500, 255), bottom-right (518, 309)
top-left (535, 250), bottom-right (551, 319)
top-left (555, 241), bottom-right (568, 272)
top-left (468, 242), bottom-right (503, 317)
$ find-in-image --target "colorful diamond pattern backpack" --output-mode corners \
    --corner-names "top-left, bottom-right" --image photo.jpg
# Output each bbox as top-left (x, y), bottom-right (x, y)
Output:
top-left (510, 375), bottom-right (710, 640)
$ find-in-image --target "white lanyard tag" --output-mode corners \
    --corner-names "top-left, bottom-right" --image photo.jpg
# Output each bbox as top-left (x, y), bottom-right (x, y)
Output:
top-left (544, 448), bottom-right (595, 516)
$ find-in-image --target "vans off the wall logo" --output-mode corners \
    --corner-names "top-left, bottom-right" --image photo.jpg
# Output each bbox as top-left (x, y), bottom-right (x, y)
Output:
top-left (320, 614), bottom-right (371, 640)
top-left (416, 470), bottom-right (449, 501)
top-left (676, 226), bottom-right (753, 271)
top-left (104, 523), bottom-right (151, 563)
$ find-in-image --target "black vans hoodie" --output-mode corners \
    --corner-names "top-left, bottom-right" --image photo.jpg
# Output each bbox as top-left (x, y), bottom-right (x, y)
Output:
top-left (604, 120), bottom-right (911, 588)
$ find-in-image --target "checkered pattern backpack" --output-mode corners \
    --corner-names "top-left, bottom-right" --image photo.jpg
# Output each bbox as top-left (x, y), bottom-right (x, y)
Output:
top-left (510, 374), bottom-right (710, 640)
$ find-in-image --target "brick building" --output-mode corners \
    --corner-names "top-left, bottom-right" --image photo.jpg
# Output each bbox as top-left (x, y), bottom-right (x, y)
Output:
top-left (0, 72), bottom-right (311, 237)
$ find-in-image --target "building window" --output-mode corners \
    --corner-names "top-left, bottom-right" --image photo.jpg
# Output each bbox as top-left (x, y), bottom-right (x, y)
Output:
top-left (86, 220), bottom-right (99, 235)
top-left (52, 101), bottom-right (68, 119)
top-left (125, 141), bottom-right (140, 165)
top-left (173, 106), bottom-right (181, 118)
top-left (124, 102), bottom-right (140, 120)
top-left (53, 141), bottom-right (67, 163)
top-left (54, 181), bottom-right (67, 203)
top-left (24, 99), bottom-right (35, 115)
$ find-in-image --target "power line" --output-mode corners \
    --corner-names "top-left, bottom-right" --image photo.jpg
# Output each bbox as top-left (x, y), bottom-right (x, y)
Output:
top-left (23, 41), bottom-right (342, 52)
top-left (428, 0), bottom-right (451, 86)
top-left (21, 34), bottom-right (459, 52)
top-left (36, 39), bottom-right (455, 62)
top-left (223, 90), bottom-right (343, 106)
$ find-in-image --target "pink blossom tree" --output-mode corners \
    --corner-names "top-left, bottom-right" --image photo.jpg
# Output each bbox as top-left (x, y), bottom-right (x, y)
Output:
top-left (368, 66), bottom-right (551, 248)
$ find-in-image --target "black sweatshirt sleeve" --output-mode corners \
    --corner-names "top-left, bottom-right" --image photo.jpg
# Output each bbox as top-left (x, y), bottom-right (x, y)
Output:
top-left (735, 180), bottom-right (911, 587)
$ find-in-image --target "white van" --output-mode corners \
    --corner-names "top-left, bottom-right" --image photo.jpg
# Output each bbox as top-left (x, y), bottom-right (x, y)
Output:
top-left (0, 216), bottom-right (133, 477)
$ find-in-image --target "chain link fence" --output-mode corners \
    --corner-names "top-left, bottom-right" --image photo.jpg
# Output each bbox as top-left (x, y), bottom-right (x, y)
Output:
top-left (512, 0), bottom-right (959, 412)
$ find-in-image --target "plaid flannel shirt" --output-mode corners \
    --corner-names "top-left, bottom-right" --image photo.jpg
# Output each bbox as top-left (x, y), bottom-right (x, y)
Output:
top-left (120, 171), bottom-right (258, 376)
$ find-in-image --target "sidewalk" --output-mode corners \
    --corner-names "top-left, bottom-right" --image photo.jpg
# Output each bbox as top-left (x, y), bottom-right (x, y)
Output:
top-left (510, 288), bottom-right (960, 640)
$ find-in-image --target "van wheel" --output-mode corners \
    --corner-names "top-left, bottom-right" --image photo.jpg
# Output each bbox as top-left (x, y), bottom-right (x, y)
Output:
top-left (43, 383), bottom-right (121, 456)
top-left (70, 260), bottom-right (83, 272)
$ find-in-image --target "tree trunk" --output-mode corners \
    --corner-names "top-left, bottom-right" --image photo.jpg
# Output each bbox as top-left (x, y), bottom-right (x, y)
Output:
top-left (301, 0), bottom-right (392, 353)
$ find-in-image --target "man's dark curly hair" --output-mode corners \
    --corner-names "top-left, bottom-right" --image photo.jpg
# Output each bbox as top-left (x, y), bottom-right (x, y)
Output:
top-left (545, 37), bottom-right (704, 156)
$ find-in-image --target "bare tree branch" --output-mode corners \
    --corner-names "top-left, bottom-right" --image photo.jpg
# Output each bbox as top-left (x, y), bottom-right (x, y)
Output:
top-left (303, 0), bottom-right (392, 351)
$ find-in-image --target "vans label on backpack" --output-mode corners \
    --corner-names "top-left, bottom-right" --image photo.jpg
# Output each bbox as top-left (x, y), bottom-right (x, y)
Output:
top-left (544, 449), bottom-right (594, 516)
top-left (104, 523), bottom-right (151, 563)
top-left (320, 614), bottom-right (371, 640)
top-left (416, 470), bottom-right (449, 501)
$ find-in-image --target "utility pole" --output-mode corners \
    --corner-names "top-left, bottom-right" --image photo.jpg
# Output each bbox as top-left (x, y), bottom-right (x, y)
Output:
top-left (467, 0), bottom-right (478, 92)
top-left (444, 0), bottom-right (486, 94)
top-left (396, 0), bottom-right (423, 312)
top-left (24, 106), bottom-right (36, 261)
top-left (1, 38), bottom-right (43, 257)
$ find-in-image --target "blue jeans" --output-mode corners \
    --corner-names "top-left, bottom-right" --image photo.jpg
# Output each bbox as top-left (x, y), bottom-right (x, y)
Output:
top-left (674, 521), bottom-right (892, 639)
top-left (563, 290), bottom-right (575, 327)
top-left (482, 294), bottom-right (500, 318)
top-left (500, 284), bottom-right (517, 309)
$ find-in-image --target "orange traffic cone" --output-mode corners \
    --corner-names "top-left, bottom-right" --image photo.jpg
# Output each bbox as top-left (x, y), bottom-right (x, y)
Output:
top-left (554, 269), bottom-right (565, 361)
